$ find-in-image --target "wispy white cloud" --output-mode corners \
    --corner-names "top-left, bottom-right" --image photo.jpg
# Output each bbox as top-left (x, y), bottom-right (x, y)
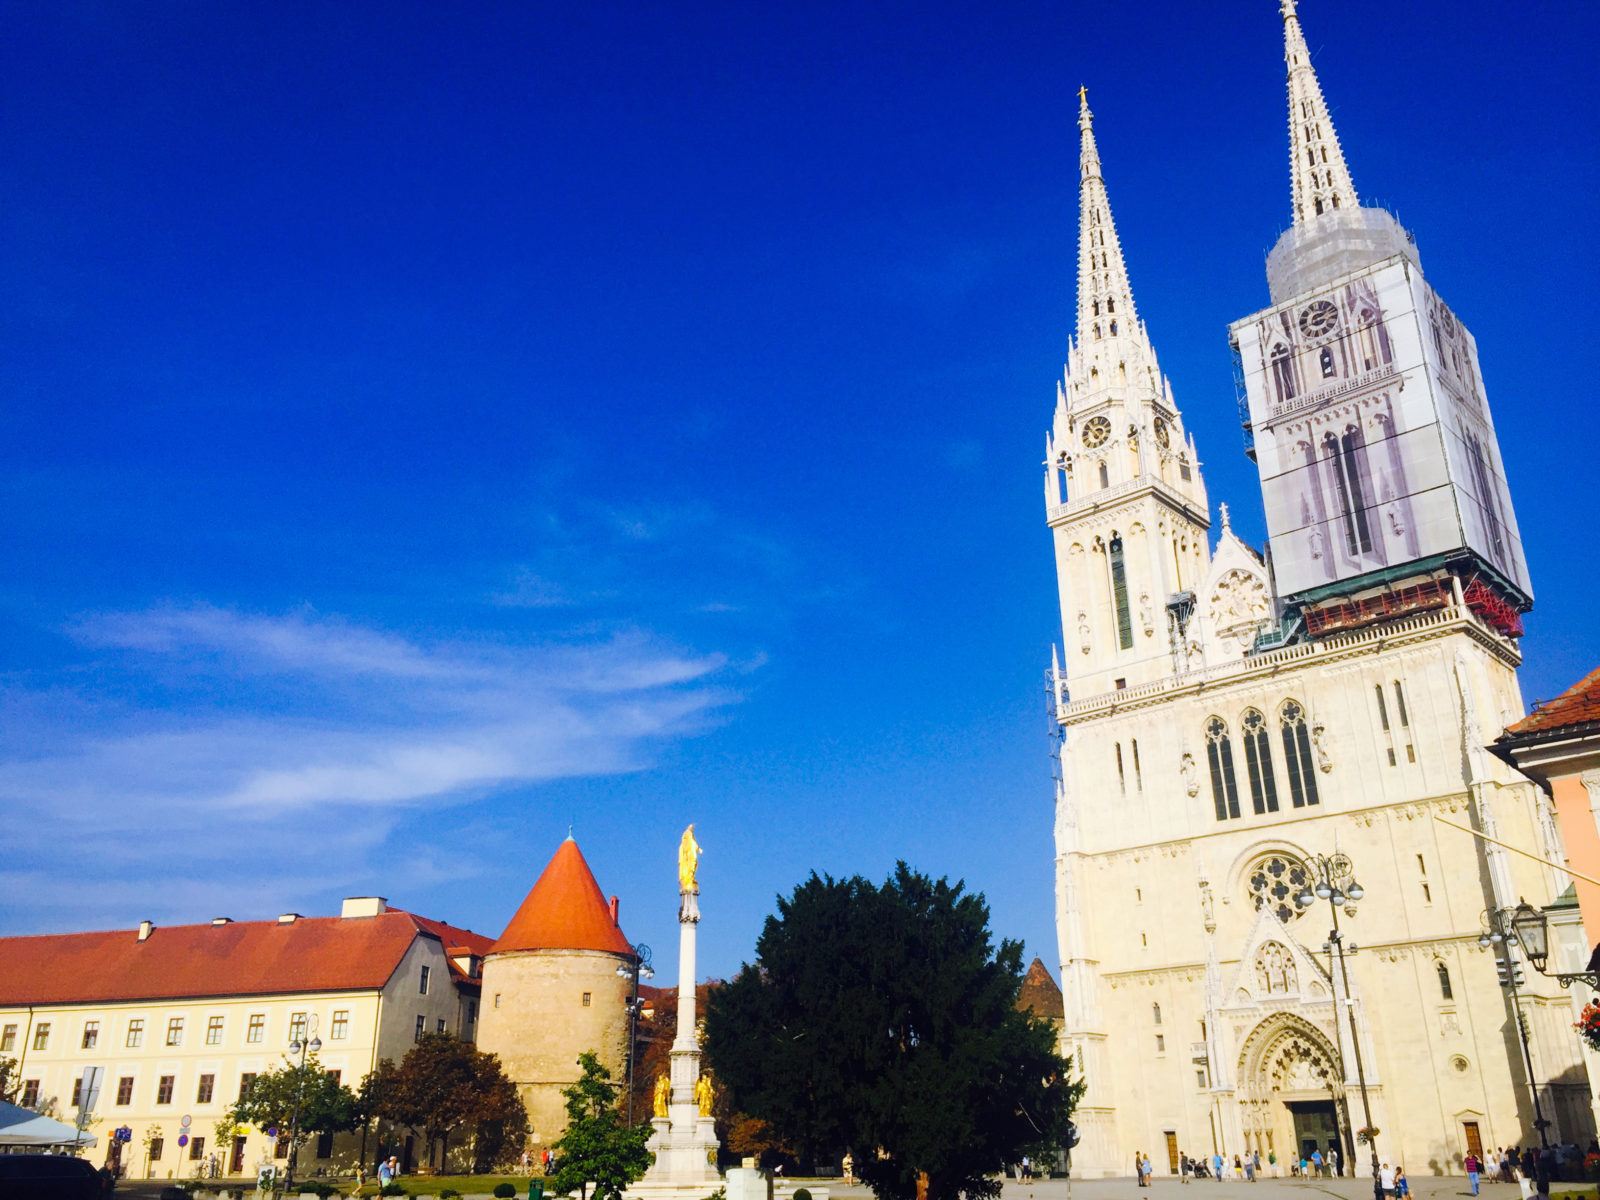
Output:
top-left (0, 606), bottom-right (737, 931)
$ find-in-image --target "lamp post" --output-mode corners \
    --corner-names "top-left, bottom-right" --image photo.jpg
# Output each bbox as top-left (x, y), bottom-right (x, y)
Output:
top-left (285, 1016), bottom-right (322, 1191)
top-left (1480, 907), bottom-right (1552, 1147)
top-left (1294, 852), bottom-right (1380, 1200)
top-left (616, 943), bottom-right (654, 1126)
top-left (1508, 900), bottom-right (1600, 990)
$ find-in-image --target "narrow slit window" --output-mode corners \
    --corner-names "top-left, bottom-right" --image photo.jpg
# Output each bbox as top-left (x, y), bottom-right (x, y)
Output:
top-left (1375, 685), bottom-right (1390, 731)
top-left (1393, 682), bottom-right (1410, 728)
top-left (1437, 962), bottom-right (1453, 1000)
top-left (1115, 742), bottom-right (1126, 795)
top-left (1132, 738), bottom-right (1143, 791)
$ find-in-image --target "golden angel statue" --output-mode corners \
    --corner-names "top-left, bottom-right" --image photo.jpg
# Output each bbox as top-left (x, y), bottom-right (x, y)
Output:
top-left (695, 1073), bottom-right (715, 1117)
top-left (678, 824), bottom-right (703, 894)
top-left (653, 1072), bottom-right (670, 1119)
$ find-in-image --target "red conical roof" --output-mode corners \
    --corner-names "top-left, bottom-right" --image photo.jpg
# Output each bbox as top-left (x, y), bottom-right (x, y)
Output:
top-left (490, 837), bottom-right (634, 957)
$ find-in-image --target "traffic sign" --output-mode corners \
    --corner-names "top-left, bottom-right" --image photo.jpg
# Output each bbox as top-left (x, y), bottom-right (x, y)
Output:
top-left (177, 1134), bottom-right (189, 1148)
top-left (180, 1114), bottom-right (192, 1128)
top-left (266, 1126), bottom-right (279, 1139)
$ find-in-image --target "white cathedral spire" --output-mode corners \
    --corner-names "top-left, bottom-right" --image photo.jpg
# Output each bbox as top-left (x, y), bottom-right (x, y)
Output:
top-left (1282, 0), bottom-right (1359, 226)
top-left (1074, 88), bottom-right (1145, 356)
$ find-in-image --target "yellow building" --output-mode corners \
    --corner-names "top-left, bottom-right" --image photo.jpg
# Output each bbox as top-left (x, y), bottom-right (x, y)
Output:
top-left (0, 897), bottom-right (489, 1181)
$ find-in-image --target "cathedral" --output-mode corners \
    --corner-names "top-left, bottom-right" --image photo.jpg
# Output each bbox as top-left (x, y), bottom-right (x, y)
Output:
top-left (1045, 1), bottom-right (1588, 1176)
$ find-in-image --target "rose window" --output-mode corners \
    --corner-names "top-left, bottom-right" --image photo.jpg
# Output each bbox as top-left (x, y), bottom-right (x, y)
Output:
top-left (1248, 855), bottom-right (1312, 923)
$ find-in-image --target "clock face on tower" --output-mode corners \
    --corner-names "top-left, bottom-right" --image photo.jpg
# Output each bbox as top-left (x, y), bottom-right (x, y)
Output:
top-left (1082, 416), bottom-right (1111, 449)
top-left (1154, 417), bottom-right (1171, 449)
top-left (1298, 299), bottom-right (1340, 341)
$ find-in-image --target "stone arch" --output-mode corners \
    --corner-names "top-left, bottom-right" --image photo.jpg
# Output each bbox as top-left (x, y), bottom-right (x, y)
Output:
top-left (1236, 1012), bottom-right (1344, 1159)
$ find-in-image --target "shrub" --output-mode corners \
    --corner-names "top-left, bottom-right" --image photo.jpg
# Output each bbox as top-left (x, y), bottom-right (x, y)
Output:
top-left (381, 1184), bottom-right (407, 1197)
top-left (793, 1189), bottom-right (812, 1200)
top-left (494, 1185), bottom-right (518, 1199)
top-left (440, 1191), bottom-right (460, 1199)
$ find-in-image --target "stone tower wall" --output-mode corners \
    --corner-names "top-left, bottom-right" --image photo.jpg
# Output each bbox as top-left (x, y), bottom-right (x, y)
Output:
top-left (477, 947), bottom-right (633, 1146)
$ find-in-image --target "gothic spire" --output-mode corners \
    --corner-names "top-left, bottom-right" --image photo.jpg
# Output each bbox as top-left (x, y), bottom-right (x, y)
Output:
top-left (1075, 87), bottom-right (1141, 354)
top-left (1282, 0), bottom-right (1358, 226)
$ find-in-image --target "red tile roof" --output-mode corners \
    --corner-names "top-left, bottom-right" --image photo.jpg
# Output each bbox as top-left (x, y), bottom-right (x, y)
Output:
top-left (0, 910), bottom-right (487, 1007)
top-left (490, 837), bottom-right (634, 957)
top-left (1016, 957), bottom-right (1065, 1021)
top-left (1504, 667), bottom-right (1600, 737)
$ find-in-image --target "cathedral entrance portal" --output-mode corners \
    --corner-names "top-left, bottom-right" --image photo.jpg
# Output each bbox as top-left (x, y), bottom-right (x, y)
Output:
top-left (1237, 1013), bottom-right (1348, 1164)
top-left (1287, 1101), bottom-right (1341, 1165)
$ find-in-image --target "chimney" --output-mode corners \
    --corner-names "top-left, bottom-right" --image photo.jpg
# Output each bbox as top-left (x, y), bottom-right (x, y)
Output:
top-left (277, 913), bottom-right (300, 924)
top-left (211, 917), bottom-right (232, 926)
top-left (340, 896), bottom-right (387, 919)
top-left (609, 895), bottom-right (620, 925)
top-left (137, 921), bottom-right (154, 942)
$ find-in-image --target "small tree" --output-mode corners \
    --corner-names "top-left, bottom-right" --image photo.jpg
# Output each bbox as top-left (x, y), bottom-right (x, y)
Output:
top-left (0, 1057), bottom-right (19, 1104)
top-left (550, 1052), bottom-right (654, 1200)
top-left (371, 1033), bottom-right (528, 1172)
top-left (228, 1056), bottom-right (358, 1168)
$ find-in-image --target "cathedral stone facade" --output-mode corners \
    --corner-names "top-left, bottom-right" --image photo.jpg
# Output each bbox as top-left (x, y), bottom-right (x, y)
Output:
top-left (1046, 3), bottom-right (1588, 1177)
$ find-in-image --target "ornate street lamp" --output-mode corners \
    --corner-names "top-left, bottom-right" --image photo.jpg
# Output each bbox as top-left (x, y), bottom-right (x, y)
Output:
top-left (616, 944), bottom-right (655, 1126)
top-left (1480, 907), bottom-right (1551, 1147)
top-left (285, 1017), bottom-right (322, 1191)
top-left (1295, 853), bottom-right (1381, 1200)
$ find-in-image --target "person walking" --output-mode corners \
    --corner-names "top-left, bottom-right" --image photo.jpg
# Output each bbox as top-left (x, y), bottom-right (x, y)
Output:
top-left (377, 1159), bottom-right (393, 1189)
top-left (1180, 1153), bottom-right (1191, 1184)
top-left (1212, 1153), bottom-right (1223, 1182)
top-left (1244, 1153), bottom-right (1255, 1183)
top-left (1252, 1151), bottom-right (1261, 1182)
top-left (1465, 1151), bottom-right (1481, 1196)
top-left (1379, 1162), bottom-right (1396, 1198)
top-left (1329, 1145), bottom-right (1340, 1178)
top-left (1144, 1154), bottom-right (1154, 1186)
top-left (1311, 1149), bottom-right (1323, 1178)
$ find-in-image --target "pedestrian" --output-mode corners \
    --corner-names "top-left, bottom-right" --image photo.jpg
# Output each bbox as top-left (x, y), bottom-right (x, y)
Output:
top-left (1379, 1162), bottom-right (1396, 1198)
top-left (1395, 1166), bottom-right (1409, 1198)
top-left (1268, 1150), bottom-right (1277, 1179)
top-left (377, 1159), bottom-right (393, 1188)
top-left (521, 1149), bottom-right (531, 1172)
top-left (1244, 1153), bottom-right (1254, 1183)
top-left (1329, 1145), bottom-right (1340, 1178)
top-left (1213, 1153), bottom-right (1223, 1182)
top-left (1311, 1149), bottom-right (1323, 1178)
top-left (1252, 1151), bottom-right (1261, 1182)
top-left (1144, 1155), bottom-right (1154, 1186)
top-left (1181, 1153), bottom-right (1192, 1184)
top-left (1465, 1150), bottom-right (1481, 1197)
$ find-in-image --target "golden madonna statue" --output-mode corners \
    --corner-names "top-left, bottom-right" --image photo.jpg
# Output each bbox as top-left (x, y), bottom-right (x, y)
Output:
top-left (678, 824), bottom-right (703, 893)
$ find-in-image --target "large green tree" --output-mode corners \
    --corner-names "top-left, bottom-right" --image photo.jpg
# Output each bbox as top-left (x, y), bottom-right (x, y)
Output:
top-left (550, 1052), bottom-right (655, 1200)
top-left (369, 1033), bottom-right (528, 1173)
top-left (227, 1055), bottom-right (359, 1167)
top-left (705, 864), bottom-right (1081, 1200)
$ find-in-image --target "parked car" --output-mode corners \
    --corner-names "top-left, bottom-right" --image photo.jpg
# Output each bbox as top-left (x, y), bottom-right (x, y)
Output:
top-left (0, 1153), bottom-right (113, 1199)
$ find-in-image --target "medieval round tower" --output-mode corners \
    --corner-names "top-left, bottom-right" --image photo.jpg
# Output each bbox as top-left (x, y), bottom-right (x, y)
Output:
top-left (477, 836), bottom-right (637, 1146)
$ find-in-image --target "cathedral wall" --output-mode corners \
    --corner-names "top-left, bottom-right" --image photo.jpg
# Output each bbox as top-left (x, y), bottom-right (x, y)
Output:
top-left (1056, 625), bottom-right (1587, 1176)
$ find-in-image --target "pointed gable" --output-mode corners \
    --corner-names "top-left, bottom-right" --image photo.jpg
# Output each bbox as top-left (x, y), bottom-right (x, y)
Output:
top-left (489, 837), bottom-right (634, 957)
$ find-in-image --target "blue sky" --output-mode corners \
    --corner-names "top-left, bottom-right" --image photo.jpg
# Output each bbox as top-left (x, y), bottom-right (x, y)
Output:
top-left (3, 1), bottom-right (1597, 983)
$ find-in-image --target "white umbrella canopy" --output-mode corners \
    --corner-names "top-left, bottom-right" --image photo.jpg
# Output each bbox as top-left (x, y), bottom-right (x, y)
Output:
top-left (0, 1101), bottom-right (99, 1148)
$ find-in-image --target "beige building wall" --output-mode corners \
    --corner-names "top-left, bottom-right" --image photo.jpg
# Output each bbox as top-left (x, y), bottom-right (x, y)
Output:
top-left (0, 930), bottom-right (473, 1181)
top-left (477, 948), bottom-right (631, 1150)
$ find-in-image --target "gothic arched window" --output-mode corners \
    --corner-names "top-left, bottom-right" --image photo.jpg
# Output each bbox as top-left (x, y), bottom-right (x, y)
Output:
top-left (1206, 717), bottom-right (1241, 821)
top-left (1270, 343), bottom-right (1296, 404)
top-left (1323, 432), bottom-right (1358, 556)
top-left (1241, 708), bottom-right (1279, 815)
top-left (1098, 460), bottom-right (1109, 489)
top-left (1339, 427), bottom-right (1373, 553)
top-left (1279, 700), bottom-right (1319, 808)
top-left (1437, 961), bottom-right (1453, 1001)
top-left (1108, 536), bottom-right (1133, 651)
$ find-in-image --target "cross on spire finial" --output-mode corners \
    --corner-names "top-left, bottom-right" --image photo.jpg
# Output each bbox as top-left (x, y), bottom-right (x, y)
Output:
top-left (1281, 0), bottom-right (1358, 225)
